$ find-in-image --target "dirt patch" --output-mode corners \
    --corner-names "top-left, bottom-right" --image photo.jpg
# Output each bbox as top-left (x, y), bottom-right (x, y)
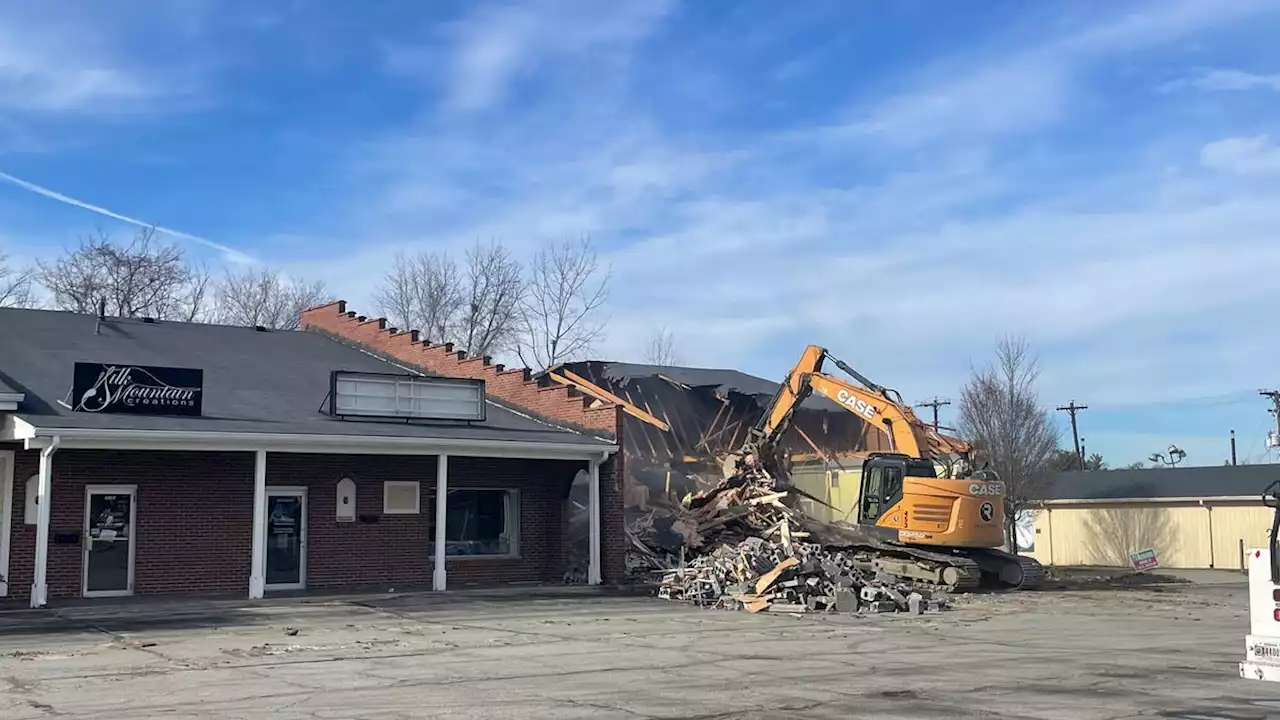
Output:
top-left (1043, 567), bottom-right (1189, 591)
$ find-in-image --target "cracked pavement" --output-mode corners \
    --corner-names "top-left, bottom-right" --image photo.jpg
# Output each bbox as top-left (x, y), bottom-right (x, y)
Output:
top-left (0, 579), bottom-right (1277, 719)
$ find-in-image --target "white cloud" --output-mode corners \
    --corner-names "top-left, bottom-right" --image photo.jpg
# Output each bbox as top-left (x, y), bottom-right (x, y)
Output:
top-left (1201, 135), bottom-right (1280, 174)
top-left (1187, 68), bottom-right (1280, 91)
top-left (383, 0), bottom-right (675, 112)
top-left (0, 25), bottom-right (155, 113)
top-left (835, 0), bottom-right (1280, 149)
top-left (0, 1), bottom-right (225, 118)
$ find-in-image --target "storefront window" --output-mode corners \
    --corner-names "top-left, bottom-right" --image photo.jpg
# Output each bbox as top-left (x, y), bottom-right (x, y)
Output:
top-left (428, 488), bottom-right (518, 557)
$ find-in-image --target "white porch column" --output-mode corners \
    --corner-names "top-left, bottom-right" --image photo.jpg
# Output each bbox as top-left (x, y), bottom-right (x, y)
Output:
top-left (249, 450), bottom-right (267, 599)
top-left (433, 454), bottom-right (448, 591)
top-left (588, 458), bottom-right (602, 585)
top-left (0, 450), bottom-right (14, 598)
top-left (31, 438), bottom-right (59, 608)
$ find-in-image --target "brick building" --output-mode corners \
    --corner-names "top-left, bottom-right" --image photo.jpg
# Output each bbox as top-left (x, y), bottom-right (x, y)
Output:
top-left (0, 305), bottom-right (622, 608)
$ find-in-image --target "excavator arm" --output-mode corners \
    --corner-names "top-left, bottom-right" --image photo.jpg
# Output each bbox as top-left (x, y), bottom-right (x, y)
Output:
top-left (745, 345), bottom-right (930, 465)
top-left (804, 375), bottom-right (926, 457)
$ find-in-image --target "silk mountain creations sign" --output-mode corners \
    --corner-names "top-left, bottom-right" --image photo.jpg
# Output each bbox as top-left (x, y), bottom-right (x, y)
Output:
top-left (72, 363), bottom-right (204, 416)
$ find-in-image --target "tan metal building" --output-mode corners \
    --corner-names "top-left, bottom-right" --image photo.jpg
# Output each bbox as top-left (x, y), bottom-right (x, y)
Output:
top-left (1025, 464), bottom-right (1280, 571)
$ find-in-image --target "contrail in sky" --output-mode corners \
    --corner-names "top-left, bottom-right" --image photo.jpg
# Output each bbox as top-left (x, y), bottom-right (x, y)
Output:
top-left (0, 169), bottom-right (257, 264)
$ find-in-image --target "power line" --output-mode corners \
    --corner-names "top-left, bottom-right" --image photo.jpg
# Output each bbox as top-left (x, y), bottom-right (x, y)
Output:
top-left (914, 397), bottom-right (950, 431)
top-left (1056, 401), bottom-right (1088, 471)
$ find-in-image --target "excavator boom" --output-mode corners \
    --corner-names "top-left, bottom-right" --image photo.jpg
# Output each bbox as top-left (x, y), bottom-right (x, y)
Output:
top-left (746, 344), bottom-right (930, 467)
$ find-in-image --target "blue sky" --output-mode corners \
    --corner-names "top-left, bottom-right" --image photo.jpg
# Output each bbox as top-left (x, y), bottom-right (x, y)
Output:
top-left (2, 0), bottom-right (1279, 467)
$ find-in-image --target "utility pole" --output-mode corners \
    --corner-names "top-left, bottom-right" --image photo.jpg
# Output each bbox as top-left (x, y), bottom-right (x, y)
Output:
top-left (915, 397), bottom-right (951, 431)
top-left (1263, 391), bottom-right (1280, 454)
top-left (1231, 429), bottom-right (1237, 466)
top-left (1057, 401), bottom-right (1088, 471)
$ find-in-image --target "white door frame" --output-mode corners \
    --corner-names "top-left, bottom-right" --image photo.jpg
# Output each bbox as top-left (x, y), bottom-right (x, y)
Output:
top-left (264, 486), bottom-right (307, 591)
top-left (82, 484), bottom-right (138, 598)
top-left (0, 450), bottom-right (13, 597)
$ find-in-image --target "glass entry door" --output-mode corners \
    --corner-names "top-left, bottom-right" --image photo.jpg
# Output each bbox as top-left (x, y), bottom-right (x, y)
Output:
top-left (265, 488), bottom-right (306, 590)
top-left (83, 486), bottom-right (136, 597)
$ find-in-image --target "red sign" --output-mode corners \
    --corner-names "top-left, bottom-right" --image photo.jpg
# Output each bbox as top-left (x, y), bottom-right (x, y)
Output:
top-left (1130, 548), bottom-right (1160, 572)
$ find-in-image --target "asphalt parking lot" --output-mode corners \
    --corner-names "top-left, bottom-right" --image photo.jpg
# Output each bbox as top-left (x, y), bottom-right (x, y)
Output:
top-left (0, 576), bottom-right (1276, 720)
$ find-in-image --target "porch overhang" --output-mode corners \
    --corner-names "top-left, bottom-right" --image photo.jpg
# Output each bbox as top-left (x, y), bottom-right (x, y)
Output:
top-left (5, 417), bottom-right (617, 461)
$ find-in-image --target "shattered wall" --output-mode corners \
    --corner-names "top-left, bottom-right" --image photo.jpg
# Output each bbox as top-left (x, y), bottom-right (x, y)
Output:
top-left (546, 360), bottom-right (905, 575)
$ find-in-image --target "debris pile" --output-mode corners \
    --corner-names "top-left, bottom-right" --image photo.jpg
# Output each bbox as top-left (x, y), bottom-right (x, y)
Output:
top-left (647, 458), bottom-right (950, 615)
top-left (658, 537), bottom-right (946, 614)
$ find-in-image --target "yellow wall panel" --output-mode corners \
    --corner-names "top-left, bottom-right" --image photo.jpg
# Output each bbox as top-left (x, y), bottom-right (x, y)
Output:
top-left (1032, 500), bottom-right (1272, 570)
top-left (1209, 504), bottom-right (1274, 570)
top-left (1038, 505), bottom-right (1211, 568)
top-left (829, 469), bottom-right (862, 524)
top-left (790, 467), bottom-right (833, 524)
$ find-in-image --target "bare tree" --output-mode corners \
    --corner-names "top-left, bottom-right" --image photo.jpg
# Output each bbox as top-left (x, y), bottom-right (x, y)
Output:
top-left (1084, 507), bottom-right (1176, 566)
top-left (644, 326), bottom-right (682, 366)
top-left (518, 236), bottom-right (610, 372)
top-left (214, 266), bottom-right (332, 330)
top-left (458, 239), bottom-right (524, 357)
top-left (36, 227), bottom-right (211, 320)
top-left (184, 262), bottom-right (214, 322)
top-left (957, 335), bottom-right (1060, 549)
top-left (374, 251), bottom-right (465, 342)
top-left (0, 251), bottom-right (35, 308)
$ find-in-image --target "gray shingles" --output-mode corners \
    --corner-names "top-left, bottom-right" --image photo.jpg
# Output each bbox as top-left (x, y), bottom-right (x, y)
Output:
top-left (1041, 464), bottom-right (1280, 501)
top-left (0, 307), bottom-right (609, 447)
top-left (594, 361), bottom-right (843, 412)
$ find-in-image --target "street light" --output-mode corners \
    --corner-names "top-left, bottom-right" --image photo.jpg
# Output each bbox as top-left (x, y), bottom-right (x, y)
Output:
top-left (1150, 445), bottom-right (1187, 467)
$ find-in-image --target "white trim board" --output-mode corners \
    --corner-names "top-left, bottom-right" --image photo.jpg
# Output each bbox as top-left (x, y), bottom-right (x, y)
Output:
top-left (7, 418), bottom-right (617, 461)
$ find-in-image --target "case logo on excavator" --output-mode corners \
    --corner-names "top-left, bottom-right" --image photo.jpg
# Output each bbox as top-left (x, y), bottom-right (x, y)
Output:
top-left (968, 481), bottom-right (1004, 497)
top-left (835, 389), bottom-right (877, 420)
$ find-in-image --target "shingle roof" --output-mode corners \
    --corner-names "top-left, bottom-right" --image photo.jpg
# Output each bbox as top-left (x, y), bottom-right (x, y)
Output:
top-left (1040, 464), bottom-right (1280, 501)
top-left (0, 307), bottom-right (610, 448)
top-left (593, 361), bottom-right (843, 412)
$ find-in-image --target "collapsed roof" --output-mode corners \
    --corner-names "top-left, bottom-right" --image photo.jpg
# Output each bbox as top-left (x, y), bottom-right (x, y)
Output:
top-left (545, 359), bottom-right (967, 469)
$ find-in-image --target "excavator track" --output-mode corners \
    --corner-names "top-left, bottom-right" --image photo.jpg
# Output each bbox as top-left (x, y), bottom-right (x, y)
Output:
top-left (838, 542), bottom-right (983, 593)
top-left (866, 545), bottom-right (1047, 593)
top-left (797, 517), bottom-right (986, 593)
top-left (877, 543), bottom-right (984, 593)
top-left (961, 548), bottom-right (1047, 590)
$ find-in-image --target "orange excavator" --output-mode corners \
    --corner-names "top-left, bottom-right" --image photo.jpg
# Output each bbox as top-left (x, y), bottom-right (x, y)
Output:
top-left (728, 344), bottom-right (1045, 591)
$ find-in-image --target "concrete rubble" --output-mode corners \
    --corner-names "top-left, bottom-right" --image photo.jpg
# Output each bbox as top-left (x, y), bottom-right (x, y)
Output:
top-left (649, 459), bottom-right (950, 615)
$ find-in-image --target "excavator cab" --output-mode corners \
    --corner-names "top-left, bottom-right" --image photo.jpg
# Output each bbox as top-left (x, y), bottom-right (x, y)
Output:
top-left (857, 452), bottom-right (937, 525)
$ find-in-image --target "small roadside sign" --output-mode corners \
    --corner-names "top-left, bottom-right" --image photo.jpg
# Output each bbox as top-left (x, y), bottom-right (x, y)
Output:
top-left (1130, 548), bottom-right (1160, 572)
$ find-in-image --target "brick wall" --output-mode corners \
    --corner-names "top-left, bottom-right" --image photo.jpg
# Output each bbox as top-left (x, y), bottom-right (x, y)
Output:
top-left (5, 449), bottom-right (254, 601)
top-left (264, 453), bottom-right (584, 589)
top-left (4, 449), bottom-right (584, 601)
top-left (600, 447), bottom-right (627, 584)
